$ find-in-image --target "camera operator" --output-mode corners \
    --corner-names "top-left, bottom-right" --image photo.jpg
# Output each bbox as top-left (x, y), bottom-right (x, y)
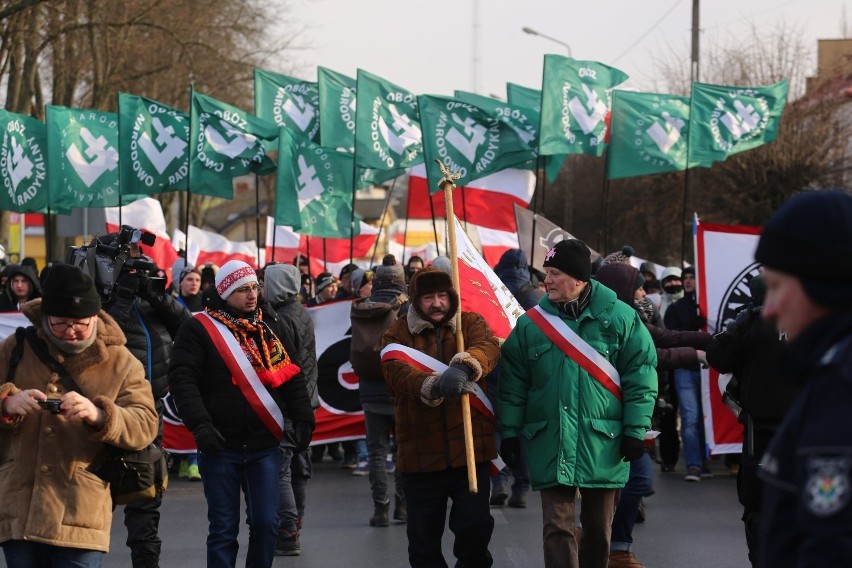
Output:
top-left (705, 275), bottom-right (799, 567)
top-left (91, 228), bottom-right (191, 568)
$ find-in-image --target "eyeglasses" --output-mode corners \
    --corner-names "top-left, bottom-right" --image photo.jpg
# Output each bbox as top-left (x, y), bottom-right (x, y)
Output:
top-left (232, 284), bottom-right (260, 295)
top-left (48, 318), bottom-right (94, 333)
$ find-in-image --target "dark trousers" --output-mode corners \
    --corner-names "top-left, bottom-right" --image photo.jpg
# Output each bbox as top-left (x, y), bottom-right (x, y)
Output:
top-left (124, 400), bottom-right (163, 567)
top-left (403, 463), bottom-right (494, 568)
top-left (3, 540), bottom-right (103, 568)
top-left (657, 379), bottom-right (680, 467)
top-left (540, 485), bottom-right (617, 568)
top-left (365, 410), bottom-right (404, 503)
top-left (739, 424), bottom-right (774, 567)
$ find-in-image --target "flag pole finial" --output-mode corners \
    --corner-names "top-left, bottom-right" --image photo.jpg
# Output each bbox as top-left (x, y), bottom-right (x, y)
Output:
top-left (435, 159), bottom-right (461, 191)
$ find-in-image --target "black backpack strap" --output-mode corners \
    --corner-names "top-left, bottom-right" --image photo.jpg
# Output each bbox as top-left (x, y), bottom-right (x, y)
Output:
top-left (24, 327), bottom-right (83, 395)
top-left (6, 327), bottom-right (27, 384)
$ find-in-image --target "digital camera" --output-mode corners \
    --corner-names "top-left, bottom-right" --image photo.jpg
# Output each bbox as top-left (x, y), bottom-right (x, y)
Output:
top-left (66, 225), bottom-right (165, 299)
top-left (38, 399), bottom-right (62, 414)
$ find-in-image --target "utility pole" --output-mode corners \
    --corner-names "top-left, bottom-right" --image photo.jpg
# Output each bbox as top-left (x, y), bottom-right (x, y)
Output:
top-left (691, 0), bottom-right (700, 82)
top-left (682, 0), bottom-right (700, 265)
top-left (472, 0), bottom-right (480, 93)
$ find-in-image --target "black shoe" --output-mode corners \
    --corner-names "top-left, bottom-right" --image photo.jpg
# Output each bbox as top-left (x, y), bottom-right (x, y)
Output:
top-left (393, 493), bottom-right (408, 522)
top-left (370, 501), bottom-right (389, 527)
top-left (275, 531), bottom-right (300, 557)
top-left (508, 491), bottom-right (527, 508)
top-left (489, 488), bottom-right (508, 507)
top-left (661, 463), bottom-right (675, 473)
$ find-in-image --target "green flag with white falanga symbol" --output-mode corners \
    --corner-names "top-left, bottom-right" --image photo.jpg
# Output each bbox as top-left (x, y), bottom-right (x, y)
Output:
top-left (275, 128), bottom-right (356, 238)
top-left (418, 95), bottom-right (534, 194)
top-left (0, 110), bottom-right (47, 213)
top-left (118, 93), bottom-right (189, 195)
top-left (189, 91), bottom-right (278, 199)
top-left (539, 55), bottom-right (628, 157)
top-left (354, 69), bottom-right (423, 171)
top-left (46, 105), bottom-right (123, 213)
top-left (687, 80), bottom-right (788, 168)
top-left (254, 69), bottom-right (321, 143)
top-left (607, 90), bottom-right (690, 180)
top-left (318, 67), bottom-right (356, 153)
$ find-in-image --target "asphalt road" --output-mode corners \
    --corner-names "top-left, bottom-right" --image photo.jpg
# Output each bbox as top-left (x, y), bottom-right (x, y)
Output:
top-left (1, 456), bottom-right (750, 567)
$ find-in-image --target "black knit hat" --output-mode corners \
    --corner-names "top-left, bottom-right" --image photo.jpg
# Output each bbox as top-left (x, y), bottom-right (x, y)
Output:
top-left (41, 265), bottom-right (101, 318)
top-left (755, 189), bottom-right (852, 306)
top-left (542, 239), bottom-right (592, 282)
top-left (373, 264), bottom-right (406, 293)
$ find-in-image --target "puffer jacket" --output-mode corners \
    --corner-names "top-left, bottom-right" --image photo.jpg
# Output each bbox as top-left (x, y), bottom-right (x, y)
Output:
top-left (0, 300), bottom-right (158, 552)
top-left (380, 307), bottom-right (501, 473)
top-left (498, 281), bottom-right (657, 490)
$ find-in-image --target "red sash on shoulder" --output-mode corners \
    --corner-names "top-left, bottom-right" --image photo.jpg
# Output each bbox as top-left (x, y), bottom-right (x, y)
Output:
top-left (195, 312), bottom-right (285, 441)
top-left (526, 305), bottom-right (622, 401)
top-left (381, 343), bottom-right (506, 474)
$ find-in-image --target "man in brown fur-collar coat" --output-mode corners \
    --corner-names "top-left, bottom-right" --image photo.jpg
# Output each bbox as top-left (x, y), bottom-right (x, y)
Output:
top-left (381, 266), bottom-right (501, 568)
top-left (0, 265), bottom-right (157, 566)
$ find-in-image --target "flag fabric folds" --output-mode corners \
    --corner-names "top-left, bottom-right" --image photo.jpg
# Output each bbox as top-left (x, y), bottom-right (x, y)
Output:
top-left (539, 55), bottom-right (628, 157)
top-left (46, 105), bottom-right (122, 213)
top-left (688, 80), bottom-right (789, 168)
top-left (0, 109), bottom-right (48, 213)
top-left (607, 90), bottom-right (690, 180)
top-left (275, 128), bottom-right (356, 238)
top-left (173, 225), bottom-right (259, 268)
top-left (354, 69), bottom-right (423, 171)
top-left (514, 204), bottom-right (601, 272)
top-left (418, 94), bottom-right (533, 192)
top-left (318, 67), bottom-right (356, 153)
top-left (189, 91), bottom-right (278, 199)
top-left (118, 93), bottom-right (189, 195)
top-left (254, 68), bottom-right (321, 143)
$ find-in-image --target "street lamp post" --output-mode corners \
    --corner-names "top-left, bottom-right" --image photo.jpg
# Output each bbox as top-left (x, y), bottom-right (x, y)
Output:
top-left (522, 26), bottom-right (572, 57)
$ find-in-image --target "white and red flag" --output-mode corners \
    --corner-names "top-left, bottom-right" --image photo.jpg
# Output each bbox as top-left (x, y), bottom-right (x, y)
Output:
top-left (695, 220), bottom-right (761, 455)
top-left (173, 225), bottom-right (259, 269)
top-left (407, 164), bottom-right (534, 232)
top-left (104, 197), bottom-right (180, 282)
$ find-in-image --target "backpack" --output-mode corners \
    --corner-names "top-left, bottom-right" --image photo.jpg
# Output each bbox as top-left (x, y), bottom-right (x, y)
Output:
top-left (350, 294), bottom-right (408, 380)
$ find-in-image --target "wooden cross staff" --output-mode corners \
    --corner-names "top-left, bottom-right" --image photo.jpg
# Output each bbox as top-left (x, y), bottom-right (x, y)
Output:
top-left (435, 159), bottom-right (478, 494)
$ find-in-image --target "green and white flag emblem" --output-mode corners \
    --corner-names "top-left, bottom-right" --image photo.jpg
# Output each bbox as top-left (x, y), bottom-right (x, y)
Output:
top-left (354, 69), bottom-right (423, 170)
top-left (0, 109), bottom-right (47, 213)
top-left (540, 55), bottom-right (628, 156)
top-left (276, 128), bottom-right (356, 238)
top-left (607, 90), bottom-right (690, 180)
top-left (688, 80), bottom-right (788, 167)
top-left (118, 93), bottom-right (189, 194)
top-left (189, 91), bottom-right (278, 199)
top-left (46, 105), bottom-right (121, 212)
top-left (318, 67), bottom-right (356, 153)
top-left (254, 69), bottom-right (320, 143)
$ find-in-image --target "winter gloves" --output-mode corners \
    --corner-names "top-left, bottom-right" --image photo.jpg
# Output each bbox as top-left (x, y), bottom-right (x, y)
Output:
top-left (436, 363), bottom-right (475, 400)
top-left (500, 437), bottom-right (521, 467)
top-left (620, 436), bottom-right (645, 462)
top-left (192, 422), bottom-right (225, 455)
top-left (294, 421), bottom-right (314, 453)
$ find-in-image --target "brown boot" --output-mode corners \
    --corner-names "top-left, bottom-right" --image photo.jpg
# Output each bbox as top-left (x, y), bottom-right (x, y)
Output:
top-left (608, 550), bottom-right (645, 568)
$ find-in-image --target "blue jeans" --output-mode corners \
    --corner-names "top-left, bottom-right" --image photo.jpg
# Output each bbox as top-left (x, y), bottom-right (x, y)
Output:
top-left (674, 368), bottom-right (707, 469)
top-left (611, 452), bottom-right (654, 549)
top-left (2, 540), bottom-right (102, 567)
top-left (198, 446), bottom-right (281, 568)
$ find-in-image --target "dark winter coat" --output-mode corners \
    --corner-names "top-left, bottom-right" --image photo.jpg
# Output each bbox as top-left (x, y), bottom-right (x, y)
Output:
top-left (664, 291), bottom-right (706, 369)
top-left (168, 305), bottom-right (315, 452)
top-left (0, 264), bottom-right (41, 312)
top-left (105, 291), bottom-right (191, 399)
top-left (494, 249), bottom-right (543, 310)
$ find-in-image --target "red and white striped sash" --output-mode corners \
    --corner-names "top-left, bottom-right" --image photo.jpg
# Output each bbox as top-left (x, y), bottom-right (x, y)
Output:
top-left (526, 305), bottom-right (622, 401)
top-left (380, 343), bottom-right (506, 474)
top-left (195, 312), bottom-right (285, 441)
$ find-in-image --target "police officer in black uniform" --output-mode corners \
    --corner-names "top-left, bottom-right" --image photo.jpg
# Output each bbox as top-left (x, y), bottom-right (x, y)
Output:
top-left (752, 190), bottom-right (852, 568)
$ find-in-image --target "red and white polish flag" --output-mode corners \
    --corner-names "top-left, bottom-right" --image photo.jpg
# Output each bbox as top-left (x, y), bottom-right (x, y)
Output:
top-left (265, 217), bottom-right (379, 275)
top-left (173, 225), bottom-right (259, 269)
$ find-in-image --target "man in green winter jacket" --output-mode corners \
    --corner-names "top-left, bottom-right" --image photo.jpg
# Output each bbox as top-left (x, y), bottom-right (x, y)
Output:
top-left (498, 239), bottom-right (657, 568)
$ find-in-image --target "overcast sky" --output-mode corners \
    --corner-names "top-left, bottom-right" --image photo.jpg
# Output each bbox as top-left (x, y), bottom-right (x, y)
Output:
top-left (285, 0), bottom-right (850, 98)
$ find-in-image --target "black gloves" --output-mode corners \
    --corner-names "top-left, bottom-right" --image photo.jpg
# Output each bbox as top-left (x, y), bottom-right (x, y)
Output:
top-left (437, 363), bottom-right (475, 400)
top-left (115, 272), bottom-right (141, 299)
top-left (193, 423), bottom-right (225, 455)
top-left (500, 437), bottom-right (521, 468)
top-left (725, 307), bottom-right (757, 337)
top-left (294, 421), bottom-right (314, 454)
top-left (620, 436), bottom-right (645, 462)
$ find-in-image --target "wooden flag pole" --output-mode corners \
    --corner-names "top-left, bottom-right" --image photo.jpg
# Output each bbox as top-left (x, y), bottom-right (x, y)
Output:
top-left (435, 159), bottom-right (478, 494)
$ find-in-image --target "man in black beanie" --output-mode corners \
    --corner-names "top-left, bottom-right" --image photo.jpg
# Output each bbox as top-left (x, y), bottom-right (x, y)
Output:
top-left (752, 189), bottom-right (852, 568)
top-left (498, 239), bottom-right (657, 568)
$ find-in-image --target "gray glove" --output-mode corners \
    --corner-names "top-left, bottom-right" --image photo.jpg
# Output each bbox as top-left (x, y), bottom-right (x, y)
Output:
top-left (436, 363), bottom-right (475, 400)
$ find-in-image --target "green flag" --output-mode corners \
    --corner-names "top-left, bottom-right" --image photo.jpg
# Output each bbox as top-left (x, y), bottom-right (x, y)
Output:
top-left (189, 91), bottom-right (278, 199)
top-left (276, 128), bottom-right (356, 237)
top-left (454, 90), bottom-right (538, 152)
top-left (539, 55), bottom-right (628, 156)
top-left (254, 68), bottom-right (321, 143)
top-left (507, 82), bottom-right (542, 115)
top-left (46, 105), bottom-right (123, 212)
top-left (118, 93), bottom-right (189, 195)
top-left (688, 80), bottom-right (789, 167)
top-left (418, 95), bottom-right (532, 194)
top-left (607, 90), bottom-right (690, 180)
top-left (318, 67), bottom-right (356, 153)
top-left (0, 110), bottom-right (47, 213)
top-left (354, 69), bottom-right (423, 171)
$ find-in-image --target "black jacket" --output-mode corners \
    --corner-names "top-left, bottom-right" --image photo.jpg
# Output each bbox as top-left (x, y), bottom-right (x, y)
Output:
top-left (758, 309), bottom-right (852, 567)
top-left (0, 264), bottom-right (41, 312)
top-left (168, 307), bottom-right (315, 452)
top-left (105, 290), bottom-right (190, 399)
top-left (664, 291), bottom-right (705, 370)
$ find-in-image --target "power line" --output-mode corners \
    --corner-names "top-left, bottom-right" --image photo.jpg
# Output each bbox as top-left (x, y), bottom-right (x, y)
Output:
top-left (612, 0), bottom-right (685, 64)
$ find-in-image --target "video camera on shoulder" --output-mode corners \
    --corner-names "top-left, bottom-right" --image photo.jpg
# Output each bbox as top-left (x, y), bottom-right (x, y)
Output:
top-left (66, 225), bottom-right (166, 299)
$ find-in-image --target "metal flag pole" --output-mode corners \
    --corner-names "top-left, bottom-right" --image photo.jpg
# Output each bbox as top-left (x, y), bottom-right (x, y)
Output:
top-left (435, 159), bottom-right (477, 494)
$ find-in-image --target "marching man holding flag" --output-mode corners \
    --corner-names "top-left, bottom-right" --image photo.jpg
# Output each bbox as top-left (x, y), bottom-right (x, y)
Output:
top-left (498, 239), bottom-right (657, 568)
top-left (380, 265), bottom-right (501, 568)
